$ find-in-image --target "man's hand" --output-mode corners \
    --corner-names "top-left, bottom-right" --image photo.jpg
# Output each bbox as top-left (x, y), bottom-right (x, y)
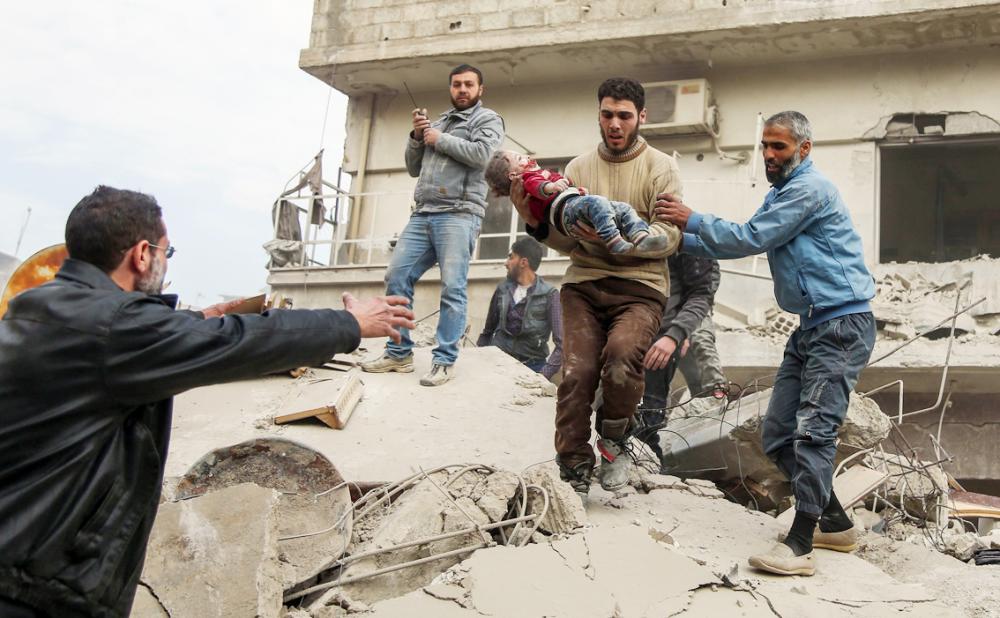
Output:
top-left (412, 108), bottom-right (430, 140)
top-left (423, 127), bottom-right (442, 146)
top-left (571, 221), bottom-right (601, 243)
top-left (653, 193), bottom-right (694, 230)
top-left (342, 293), bottom-right (415, 343)
top-left (201, 297), bottom-right (249, 318)
top-left (643, 335), bottom-right (677, 371)
top-left (509, 177), bottom-right (539, 227)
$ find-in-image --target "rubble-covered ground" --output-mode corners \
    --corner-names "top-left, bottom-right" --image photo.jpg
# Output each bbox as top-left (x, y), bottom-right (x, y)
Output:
top-left (141, 346), bottom-right (1000, 618)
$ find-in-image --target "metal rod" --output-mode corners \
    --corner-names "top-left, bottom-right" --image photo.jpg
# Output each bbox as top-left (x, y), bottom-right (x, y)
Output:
top-left (286, 513), bottom-right (539, 603)
top-left (861, 380), bottom-right (905, 423)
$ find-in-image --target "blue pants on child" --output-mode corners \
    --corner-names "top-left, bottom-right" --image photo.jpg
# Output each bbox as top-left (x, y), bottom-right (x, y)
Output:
top-left (561, 194), bottom-right (649, 245)
top-left (761, 312), bottom-right (875, 516)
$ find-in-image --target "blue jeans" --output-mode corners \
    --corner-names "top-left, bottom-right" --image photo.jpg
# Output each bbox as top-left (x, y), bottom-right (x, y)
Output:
top-left (384, 212), bottom-right (481, 365)
top-left (762, 312), bottom-right (875, 517)
top-left (561, 195), bottom-right (649, 244)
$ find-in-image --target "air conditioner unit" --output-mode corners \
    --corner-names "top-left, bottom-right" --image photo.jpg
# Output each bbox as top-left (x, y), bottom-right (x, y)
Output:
top-left (640, 79), bottom-right (717, 136)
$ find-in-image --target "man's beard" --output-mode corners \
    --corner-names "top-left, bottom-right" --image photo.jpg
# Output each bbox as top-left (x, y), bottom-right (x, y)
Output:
top-left (451, 92), bottom-right (481, 111)
top-left (137, 256), bottom-right (167, 295)
top-left (506, 263), bottom-right (521, 283)
top-left (766, 149), bottom-right (803, 184)
top-left (601, 125), bottom-right (639, 154)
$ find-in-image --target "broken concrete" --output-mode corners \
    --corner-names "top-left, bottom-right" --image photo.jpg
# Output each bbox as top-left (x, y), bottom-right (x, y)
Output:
top-left (340, 473), bottom-right (494, 604)
top-left (522, 462), bottom-right (587, 535)
top-left (663, 388), bottom-right (891, 489)
top-left (138, 483), bottom-right (283, 618)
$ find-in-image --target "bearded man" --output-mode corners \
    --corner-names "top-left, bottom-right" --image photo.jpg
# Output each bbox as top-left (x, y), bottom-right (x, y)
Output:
top-left (511, 77), bottom-right (682, 501)
top-left (656, 111), bottom-right (876, 577)
top-left (0, 186), bottom-right (414, 617)
top-left (361, 64), bottom-right (505, 387)
top-left (476, 236), bottom-right (562, 379)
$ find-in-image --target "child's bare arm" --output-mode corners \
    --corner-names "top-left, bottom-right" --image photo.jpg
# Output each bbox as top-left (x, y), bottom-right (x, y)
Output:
top-left (543, 178), bottom-right (571, 195)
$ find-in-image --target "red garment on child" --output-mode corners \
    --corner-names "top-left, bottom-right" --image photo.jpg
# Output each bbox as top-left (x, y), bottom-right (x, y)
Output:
top-left (520, 169), bottom-right (570, 222)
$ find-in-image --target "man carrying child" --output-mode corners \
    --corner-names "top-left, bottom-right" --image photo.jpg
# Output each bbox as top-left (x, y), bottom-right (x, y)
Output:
top-left (511, 77), bottom-right (682, 501)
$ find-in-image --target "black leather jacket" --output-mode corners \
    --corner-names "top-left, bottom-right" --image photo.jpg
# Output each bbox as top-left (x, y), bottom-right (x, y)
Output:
top-left (658, 253), bottom-right (721, 344)
top-left (0, 259), bottom-right (361, 617)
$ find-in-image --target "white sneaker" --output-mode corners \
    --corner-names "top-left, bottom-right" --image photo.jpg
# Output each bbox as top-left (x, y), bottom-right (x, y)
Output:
top-left (419, 363), bottom-right (454, 386)
top-left (360, 353), bottom-right (414, 373)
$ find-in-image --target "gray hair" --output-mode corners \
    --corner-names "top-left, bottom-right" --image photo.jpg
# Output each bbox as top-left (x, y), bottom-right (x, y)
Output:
top-left (485, 150), bottom-right (514, 196)
top-left (764, 111), bottom-right (812, 144)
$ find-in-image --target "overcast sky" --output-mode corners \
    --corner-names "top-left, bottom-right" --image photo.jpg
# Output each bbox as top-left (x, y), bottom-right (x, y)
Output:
top-left (0, 2), bottom-right (347, 306)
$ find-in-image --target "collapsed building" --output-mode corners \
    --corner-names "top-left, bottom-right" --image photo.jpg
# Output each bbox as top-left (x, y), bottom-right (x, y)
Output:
top-left (132, 1), bottom-right (1000, 615)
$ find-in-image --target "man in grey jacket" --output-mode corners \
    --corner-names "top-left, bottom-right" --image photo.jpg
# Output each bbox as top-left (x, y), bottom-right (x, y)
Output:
top-left (362, 64), bottom-right (505, 386)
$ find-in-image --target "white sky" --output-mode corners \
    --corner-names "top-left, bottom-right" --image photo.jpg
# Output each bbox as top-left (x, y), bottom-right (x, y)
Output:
top-left (0, 1), bottom-right (347, 306)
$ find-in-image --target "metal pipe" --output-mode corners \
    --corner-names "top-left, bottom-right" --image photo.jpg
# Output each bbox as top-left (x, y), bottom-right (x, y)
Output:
top-left (861, 380), bottom-right (905, 423)
top-left (347, 94), bottom-right (377, 260)
top-left (286, 514), bottom-right (540, 603)
top-left (896, 291), bottom-right (962, 419)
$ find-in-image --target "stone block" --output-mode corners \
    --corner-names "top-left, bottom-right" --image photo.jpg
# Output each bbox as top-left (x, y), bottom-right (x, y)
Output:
top-left (545, 4), bottom-right (582, 24)
top-left (478, 11), bottom-right (512, 31)
top-left (413, 19), bottom-right (451, 38)
top-left (511, 11), bottom-right (545, 28)
top-left (139, 484), bottom-right (283, 618)
top-left (381, 20), bottom-right (414, 40)
top-left (436, 0), bottom-right (471, 18)
top-left (348, 23), bottom-right (383, 44)
top-left (640, 472), bottom-right (686, 491)
top-left (469, 0), bottom-right (500, 12)
top-left (581, 1), bottom-right (624, 21)
top-left (370, 6), bottom-right (403, 23)
top-left (402, 3), bottom-right (435, 21)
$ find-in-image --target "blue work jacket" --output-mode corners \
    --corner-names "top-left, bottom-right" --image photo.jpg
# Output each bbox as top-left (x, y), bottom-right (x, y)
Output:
top-left (682, 158), bottom-right (875, 328)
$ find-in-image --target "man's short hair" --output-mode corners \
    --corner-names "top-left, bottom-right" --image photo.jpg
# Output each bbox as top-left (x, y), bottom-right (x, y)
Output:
top-left (511, 237), bottom-right (544, 271)
top-left (765, 111), bottom-right (812, 144)
top-left (65, 185), bottom-right (165, 273)
top-left (449, 64), bottom-right (483, 86)
top-left (485, 150), bottom-right (513, 196)
top-left (598, 77), bottom-right (645, 112)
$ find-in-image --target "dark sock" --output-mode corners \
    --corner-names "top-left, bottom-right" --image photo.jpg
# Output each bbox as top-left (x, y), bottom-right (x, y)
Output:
top-left (819, 491), bottom-right (854, 533)
top-left (783, 511), bottom-right (818, 556)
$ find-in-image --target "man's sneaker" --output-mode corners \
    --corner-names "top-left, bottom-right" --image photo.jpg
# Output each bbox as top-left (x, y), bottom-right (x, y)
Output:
top-left (596, 438), bottom-right (630, 491)
top-left (748, 543), bottom-right (816, 576)
top-left (419, 363), bottom-right (454, 386)
top-left (360, 353), bottom-right (414, 373)
top-left (813, 525), bottom-right (860, 553)
top-left (558, 461), bottom-right (594, 504)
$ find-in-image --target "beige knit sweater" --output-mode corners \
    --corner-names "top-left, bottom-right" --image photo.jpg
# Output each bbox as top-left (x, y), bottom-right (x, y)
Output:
top-left (550, 137), bottom-right (682, 297)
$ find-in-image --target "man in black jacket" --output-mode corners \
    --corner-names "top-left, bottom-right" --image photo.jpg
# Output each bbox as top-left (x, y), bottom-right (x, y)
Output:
top-left (637, 254), bottom-right (726, 458)
top-left (0, 186), bottom-right (414, 618)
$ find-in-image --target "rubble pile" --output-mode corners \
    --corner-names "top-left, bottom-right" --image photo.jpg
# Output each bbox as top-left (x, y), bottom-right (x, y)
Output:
top-left (661, 389), bottom-right (891, 509)
top-left (745, 256), bottom-right (1000, 343)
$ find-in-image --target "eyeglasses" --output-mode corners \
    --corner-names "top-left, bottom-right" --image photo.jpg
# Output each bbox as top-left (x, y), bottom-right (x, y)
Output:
top-left (149, 243), bottom-right (176, 259)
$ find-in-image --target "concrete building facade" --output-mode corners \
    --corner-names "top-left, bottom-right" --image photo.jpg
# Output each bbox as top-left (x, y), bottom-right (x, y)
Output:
top-left (270, 0), bottom-right (1000, 483)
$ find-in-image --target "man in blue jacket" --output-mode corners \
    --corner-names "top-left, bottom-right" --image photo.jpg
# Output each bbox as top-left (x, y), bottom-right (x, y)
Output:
top-left (656, 111), bottom-right (875, 577)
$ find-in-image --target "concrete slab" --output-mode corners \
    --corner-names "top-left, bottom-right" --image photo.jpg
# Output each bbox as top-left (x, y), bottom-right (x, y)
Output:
top-left (140, 483), bottom-right (283, 618)
top-left (167, 346), bottom-right (557, 482)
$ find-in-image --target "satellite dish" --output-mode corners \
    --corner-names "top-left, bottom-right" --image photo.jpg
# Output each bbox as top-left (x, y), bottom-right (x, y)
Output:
top-left (0, 244), bottom-right (69, 318)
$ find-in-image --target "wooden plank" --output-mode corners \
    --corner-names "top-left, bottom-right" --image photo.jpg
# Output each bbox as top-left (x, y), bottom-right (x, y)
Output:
top-left (777, 464), bottom-right (889, 524)
top-left (950, 490), bottom-right (1000, 520)
top-left (274, 372), bottom-right (364, 430)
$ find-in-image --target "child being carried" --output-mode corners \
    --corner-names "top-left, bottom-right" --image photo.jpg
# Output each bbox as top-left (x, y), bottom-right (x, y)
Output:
top-left (485, 150), bottom-right (668, 254)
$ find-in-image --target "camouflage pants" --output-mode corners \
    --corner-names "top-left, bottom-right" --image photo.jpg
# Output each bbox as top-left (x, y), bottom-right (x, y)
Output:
top-left (676, 315), bottom-right (726, 397)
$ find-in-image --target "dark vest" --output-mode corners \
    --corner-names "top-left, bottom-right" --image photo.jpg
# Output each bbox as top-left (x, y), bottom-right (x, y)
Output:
top-left (491, 276), bottom-right (556, 363)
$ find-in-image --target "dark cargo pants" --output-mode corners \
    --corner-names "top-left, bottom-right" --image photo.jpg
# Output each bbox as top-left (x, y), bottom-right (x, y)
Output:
top-left (762, 312), bottom-right (875, 516)
top-left (555, 278), bottom-right (665, 469)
